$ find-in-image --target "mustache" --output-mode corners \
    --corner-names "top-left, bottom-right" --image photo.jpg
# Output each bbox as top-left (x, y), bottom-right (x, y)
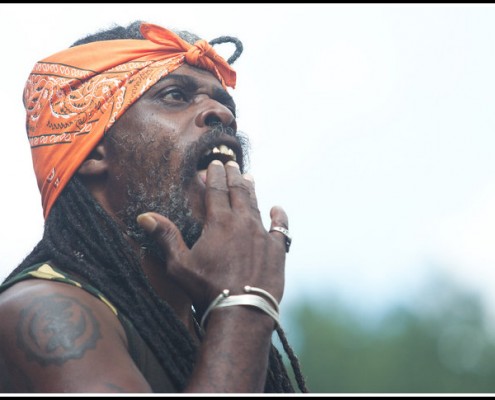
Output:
top-left (180, 124), bottom-right (251, 182)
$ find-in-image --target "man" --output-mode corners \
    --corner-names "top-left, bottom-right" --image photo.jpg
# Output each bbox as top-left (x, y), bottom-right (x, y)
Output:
top-left (0, 21), bottom-right (307, 393)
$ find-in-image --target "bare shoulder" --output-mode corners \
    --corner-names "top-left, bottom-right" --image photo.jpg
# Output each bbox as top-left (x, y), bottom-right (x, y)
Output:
top-left (0, 278), bottom-right (152, 393)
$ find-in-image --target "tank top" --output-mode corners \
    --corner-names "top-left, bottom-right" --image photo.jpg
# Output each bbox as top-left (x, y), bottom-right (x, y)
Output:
top-left (0, 262), bottom-right (177, 392)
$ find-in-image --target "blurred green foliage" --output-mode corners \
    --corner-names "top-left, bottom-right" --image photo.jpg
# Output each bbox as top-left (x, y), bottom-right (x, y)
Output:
top-left (281, 272), bottom-right (495, 393)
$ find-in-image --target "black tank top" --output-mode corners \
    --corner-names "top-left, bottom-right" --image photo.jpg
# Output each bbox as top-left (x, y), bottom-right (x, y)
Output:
top-left (0, 262), bottom-right (176, 392)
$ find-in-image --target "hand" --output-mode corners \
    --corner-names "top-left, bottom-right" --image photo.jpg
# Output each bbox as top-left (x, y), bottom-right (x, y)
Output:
top-left (137, 160), bottom-right (289, 316)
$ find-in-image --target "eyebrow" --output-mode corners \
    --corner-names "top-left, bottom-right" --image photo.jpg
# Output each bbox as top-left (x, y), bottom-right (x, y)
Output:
top-left (160, 73), bottom-right (237, 112)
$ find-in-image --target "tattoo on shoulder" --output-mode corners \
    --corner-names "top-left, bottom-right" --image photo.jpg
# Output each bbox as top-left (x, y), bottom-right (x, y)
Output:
top-left (16, 293), bottom-right (102, 366)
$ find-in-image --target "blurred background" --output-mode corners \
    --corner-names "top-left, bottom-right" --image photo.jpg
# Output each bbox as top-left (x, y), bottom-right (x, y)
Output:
top-left (1, 3), bottom-right (495, 393)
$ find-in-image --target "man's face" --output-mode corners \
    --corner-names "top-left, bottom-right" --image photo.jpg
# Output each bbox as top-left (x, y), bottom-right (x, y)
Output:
top-left (102, 64), bottom-right (249, 253)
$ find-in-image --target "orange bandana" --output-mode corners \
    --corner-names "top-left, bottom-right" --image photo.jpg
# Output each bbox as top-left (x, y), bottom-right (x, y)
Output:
top-left (23, 23), bottom-right (236, 219)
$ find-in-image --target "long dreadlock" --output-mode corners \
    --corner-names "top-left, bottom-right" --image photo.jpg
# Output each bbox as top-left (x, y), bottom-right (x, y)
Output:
top-left (7, 21), bottom-right (308, 393)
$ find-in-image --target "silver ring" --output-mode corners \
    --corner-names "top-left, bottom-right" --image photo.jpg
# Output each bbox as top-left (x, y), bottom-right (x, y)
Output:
top-left (270, 226), bottom-right (292, 253)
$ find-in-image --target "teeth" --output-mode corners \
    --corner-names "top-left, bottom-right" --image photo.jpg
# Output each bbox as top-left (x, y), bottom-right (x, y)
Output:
top-left (205, 145), bottom-right (237, 161)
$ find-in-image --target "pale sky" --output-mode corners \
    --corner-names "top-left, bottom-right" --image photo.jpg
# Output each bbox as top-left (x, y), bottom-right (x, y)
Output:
top-left (1, 3), bottom-right (495, 321)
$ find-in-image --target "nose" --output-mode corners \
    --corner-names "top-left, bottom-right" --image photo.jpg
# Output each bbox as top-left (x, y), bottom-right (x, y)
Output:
top-left (194, 99), bottom-right (237, 132)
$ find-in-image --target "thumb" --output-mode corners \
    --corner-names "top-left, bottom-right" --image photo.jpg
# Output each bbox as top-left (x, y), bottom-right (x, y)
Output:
top-left (137, 212), bottom-right (189, 262)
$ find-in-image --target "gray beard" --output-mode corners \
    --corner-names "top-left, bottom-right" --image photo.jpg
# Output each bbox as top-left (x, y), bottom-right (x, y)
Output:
top-left (123, 180), bottom-right (203, 260)
top-left (119, 125), bottom-right (250, 261)
top-left (119, 139), bottom-right (202, 260)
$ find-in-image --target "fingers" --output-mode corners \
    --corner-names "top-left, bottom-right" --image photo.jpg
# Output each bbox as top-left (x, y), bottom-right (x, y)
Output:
top-left (206, 160), bottom-right (259, 212)
top-left (269, 206), bottom-right (291, 253)
top-left (207, 161), bottom-right (287, 252)
top-left (270, 206), bottom-right (289, 230)
top-left (205, 160), bottom-right (230, 216)
top-left (136, 212), bottom-right (188, 260)
top-left (243, 173), bottom-right (259, 211)
top-left (225, 161), bottom-right (258, 211)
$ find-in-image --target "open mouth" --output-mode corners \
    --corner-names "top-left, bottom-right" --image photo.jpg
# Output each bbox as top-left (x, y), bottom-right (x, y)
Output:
top-left (197, 143), bottom-right (240, 171)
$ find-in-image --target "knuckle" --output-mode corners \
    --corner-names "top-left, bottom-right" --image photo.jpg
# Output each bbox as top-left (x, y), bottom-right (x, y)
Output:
top-left (207, 186), bottom-right (229, 195)
top-left (156, 227), bottom-right (173, 244)
top-left (250, 203), bottom-right (261, 214)
top-left (229, 180), bottom-right (251, 194)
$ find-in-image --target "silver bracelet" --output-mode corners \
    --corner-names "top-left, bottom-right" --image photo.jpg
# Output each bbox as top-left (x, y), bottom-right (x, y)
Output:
top-left (200, 288), bottom-right (280, 331)
top-left (244, 285), bottom-right (280, 313)
top-left (200, 289), bottom-right (230, 330)
top-left (215, 294), bottom-right (280, 327)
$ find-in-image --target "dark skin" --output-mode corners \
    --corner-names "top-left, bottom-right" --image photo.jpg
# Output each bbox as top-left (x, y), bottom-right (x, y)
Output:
top-left (0, 64), bottom-right (289, 392)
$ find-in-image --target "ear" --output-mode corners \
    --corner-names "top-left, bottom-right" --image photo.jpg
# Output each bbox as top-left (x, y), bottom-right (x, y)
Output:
top-left (77, 141), bottom-right (109, 177)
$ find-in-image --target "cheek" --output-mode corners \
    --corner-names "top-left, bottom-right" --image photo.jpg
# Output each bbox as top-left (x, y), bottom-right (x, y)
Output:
top-left (115, 101), bottom-right (184, 143)
top-left (108, 111), bottom-right (178, 169)
top-left (106, 103), bottom-right (201, 193)
top-left (145, 114), bottom-right (180, 140)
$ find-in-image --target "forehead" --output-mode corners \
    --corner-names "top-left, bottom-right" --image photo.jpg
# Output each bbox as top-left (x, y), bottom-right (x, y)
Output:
top-left (168, 64), bottom-right (224, 87)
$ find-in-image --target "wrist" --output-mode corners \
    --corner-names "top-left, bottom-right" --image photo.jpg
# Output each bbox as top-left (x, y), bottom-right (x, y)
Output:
top-left (200, 286), bottom-right (280, 333)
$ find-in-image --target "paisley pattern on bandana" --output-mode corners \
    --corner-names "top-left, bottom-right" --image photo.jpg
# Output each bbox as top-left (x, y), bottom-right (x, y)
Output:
top-left (24, 23), bottom-right (236, 219)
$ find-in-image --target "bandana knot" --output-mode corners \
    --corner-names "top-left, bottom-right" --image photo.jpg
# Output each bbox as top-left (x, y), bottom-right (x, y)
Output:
top-left (186, 40), bottom-right (215, 68)
top-left (141, 24), bottom-right (235, 89)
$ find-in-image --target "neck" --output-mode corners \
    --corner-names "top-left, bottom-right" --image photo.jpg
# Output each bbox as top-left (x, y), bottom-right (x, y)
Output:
top-left (134, 241), bottom-right (200, 341)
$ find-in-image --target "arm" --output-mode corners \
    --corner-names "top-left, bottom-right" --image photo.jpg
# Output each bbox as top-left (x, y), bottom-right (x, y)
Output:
top-left (0, 279), bottom-right (153, 393)
top-left (137, 160), bottom-right (289, 392)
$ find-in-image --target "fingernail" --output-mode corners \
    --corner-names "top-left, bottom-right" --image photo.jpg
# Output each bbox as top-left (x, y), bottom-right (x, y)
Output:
top-left (137, 213), bottom-right (157, 232)
top-left (210, 160), bottom-right (223, 166)
top-left (226, 160), bottom-right (240, 169)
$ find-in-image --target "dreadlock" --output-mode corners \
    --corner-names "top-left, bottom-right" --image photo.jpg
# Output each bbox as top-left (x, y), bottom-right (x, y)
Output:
top-left (8, 20), bottom-right (308, 393)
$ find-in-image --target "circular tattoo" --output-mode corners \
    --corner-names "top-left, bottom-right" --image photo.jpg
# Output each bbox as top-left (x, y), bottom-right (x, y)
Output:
top-left (16, 293), bottom-right (101, 366)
